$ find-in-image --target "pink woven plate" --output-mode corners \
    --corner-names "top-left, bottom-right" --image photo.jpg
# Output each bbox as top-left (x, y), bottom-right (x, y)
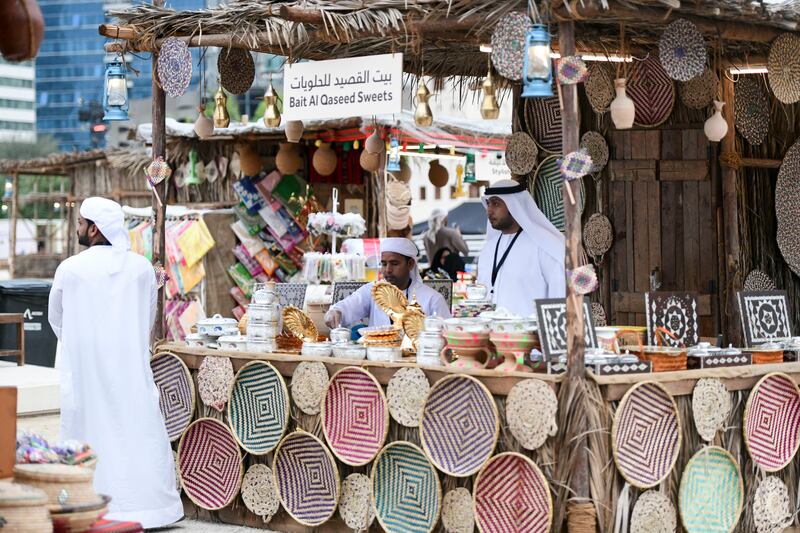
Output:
top-left (744, 372), bottom-right (800, 472)
top-left (322, 367), bottom-right (388, 466)
top-left (474, 452), bottom-right (552, 533)
top-left (178, 418), bottom-right (242, 510)
top-left (612, 381), bottom-right (681, 489)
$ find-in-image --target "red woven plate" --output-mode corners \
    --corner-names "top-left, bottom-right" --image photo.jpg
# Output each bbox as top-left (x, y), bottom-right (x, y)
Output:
top-left (744, 372), bottom-right (800, 472)
top-left (178, 418), bottom-right (242, 510)
top-left (627, 55), bottom-right (675, 127)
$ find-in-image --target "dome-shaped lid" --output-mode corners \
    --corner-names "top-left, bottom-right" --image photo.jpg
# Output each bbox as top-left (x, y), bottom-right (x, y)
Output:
top-left (0, 482), bottom-right (48, 507)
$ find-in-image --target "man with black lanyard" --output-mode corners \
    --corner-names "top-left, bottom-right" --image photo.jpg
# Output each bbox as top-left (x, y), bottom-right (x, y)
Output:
top-left (476, 179), bottom-right (566, 316)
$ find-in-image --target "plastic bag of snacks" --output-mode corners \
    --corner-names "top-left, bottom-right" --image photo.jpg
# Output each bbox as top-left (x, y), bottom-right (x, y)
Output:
top-left (16, 432), bottom-right (97, 467)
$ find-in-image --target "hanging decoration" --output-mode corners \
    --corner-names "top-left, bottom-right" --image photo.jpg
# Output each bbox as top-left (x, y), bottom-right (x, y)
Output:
top-left (568, 265), bottom-right (599, 295)
top-left (157, 37), bottom-right (192, 98)
top-left (505, 132), bottom-right (538, 175)
top-left (586, 63), bottom-right (615, 113)
top-left (704, 100), bottom-right (728, 142)
top-left (679, 68), bottom-right (718, 109)
top-left (428, 159), bottom-right (449, 187)
top-left (533, 155), bottom-right (584, 232)
top-left (481, 63), bottom-right (500, 119)
top-left (387, 136), bottom-right (401, 172)
top-left (464, 153), bottom-right (476, 183)
top-left (583, 213), bottom-right (613, 261)
top-left (366, 127), bottom-right (385, 154)
top-left (627, 55), bottom-right (675, 127)
top-left (522, 24), bottom-right (554, 97)
top-left (102, 58), bottom-right (129, 121)
top-left (414, 80), bottom-right (433, 126)
top-left (276, 142), bottom-right (303, 175)
top-left (734, 76), bottom-right (769, 146)
top-left (610, 78), bottom-right (635, 129)
top-left (262, 82), bottom-right (281, 127)
top-left (526, 86), bottom-right (562, 153)
top-left (556, 55), bottom-right (588, 85)
top-left (194, 103), bottom-right (213, 138)
top-left (580, 132), bottom-right (609, 174)
top-left (313, 143), bottom-right (338, 176)
top-left (185, 149), bottom-right (201, 185)
top-left (360, 149), bottom-right (382, 172)
top-left (218, 48), bottom-right (255, 95)
top-left (559, 148), bottom-right (592, 206)
top-left (285, 120), bottom-right (304, 143)
top-left (658, 19), bottom-right (707, 82)
top-left (212, 86), bottom-right (230, 128)
top-left (491, 11), bottom-right (533, 81)
top-left (768, 33), bottom-right (800, 104)
top-left (238, 144), bottom-right (261, 177)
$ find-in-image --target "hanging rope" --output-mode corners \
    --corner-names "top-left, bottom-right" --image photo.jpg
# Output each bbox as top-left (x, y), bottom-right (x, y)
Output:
top-left (568, 501), bottom-right (598, 533)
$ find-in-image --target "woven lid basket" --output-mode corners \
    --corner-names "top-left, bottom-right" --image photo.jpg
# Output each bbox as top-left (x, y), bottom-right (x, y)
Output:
top-left (13, 463), bottom-right (100, 511)
top-left (0, 482), bottom-right (52, 533)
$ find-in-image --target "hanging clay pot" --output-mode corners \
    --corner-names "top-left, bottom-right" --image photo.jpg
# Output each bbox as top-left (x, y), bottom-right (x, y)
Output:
top-left (275, 143), bottom-right (303, 175)
top-left (285, 120), bottom-right (304, 143)
top-left (360, 149), bottom-right (383, 172)
top-left (194, 105), bottom-right (214, 138)
top-left (0, 0), bottom-right (44, 61)
top-left (365, 130), bottom-right (385, 154)
top-left (704, 100), bottom-right (729, 142)
top-left (428, 159), bottom-right (449, 188)
top-left (238, 144), bottom-right (261, 176)
top-left (313, 143), bottom-right (338, 176)
top-left (610, 78), bottom-right (635, 130)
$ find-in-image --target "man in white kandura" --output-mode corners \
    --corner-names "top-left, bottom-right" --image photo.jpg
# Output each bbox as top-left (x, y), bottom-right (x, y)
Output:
top-left (477, 179), bottom-right (566, 317)
top-left (48, 197), bottom-right (183, 528)
top-left (325, 237), bottom-right (452, 328)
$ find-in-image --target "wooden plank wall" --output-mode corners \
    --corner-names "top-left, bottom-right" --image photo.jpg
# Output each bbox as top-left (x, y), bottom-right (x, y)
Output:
top-left (607, 128), bottom-right (719, 335)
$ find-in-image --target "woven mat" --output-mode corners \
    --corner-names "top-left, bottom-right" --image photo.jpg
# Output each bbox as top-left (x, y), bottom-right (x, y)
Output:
top-left (241, 464), bottom-right (279, 521)
top-left (387, 367), bottom-right (430, 428)
top-left (490, 12), bottom-right (532, 81)
top-left (745, 270), bottom-right (776, 292)
top-left (586, 63), bottom-right (615, 113)
top-left (420, 375), bottom-right (499, 477)
top-left (734, 76), bottom-right (769, 146)
top-left (744, 372), bottom-right (800, 472)
top-left (197, 356), bottom-right (234, 412)
top-left (583, 213), bottom-right (613, 259)
top-left (526, 93), bottom-right (562, 153)
top-left (218, 48), bottom-right (255, 95)
top-left (474, 452), bottom-right (552, 533)
top-left (612, 382), bottom-right (681, 489)
top-left (691, 378), bottom-right (730, 443)
top-left (338, 473), bottom-right (375, 531)
top-left (178, 418), bottom-right (242, 511)
top-left (659, 18), bottom-right (707, 82)
top-left (322, 367), bottom-right (388, 466)
top-left (505, 132), bottom-right (539, 175)
top-left (505, 379), bottom-right (558, 450)
top-left (630, 490), bottom-right (676, 533)
top-left (156, 37), bottom-right (192, 98)
top-left (679, 446), bottom-right (743, 532)
top-left (679, 68), bottom-right (718, 110)
top-left (768, 33), bottom-right (800, 104)
top-left (228, 361), bottom-right (289, 455)
top-left (442, 488), bottom-right (474, 533)
top-left (628, 56), bottom-right (675, 127)
top-left (776, 138), bottom-right (800, 276)
top-left (533, 155), bottom-right (585, 233)
top-left (372, 441), bottom-right (441, 533)
top-left (580, 131), bottom-right (609, 173)
top-left (291, 361), bottom-right (329, 415)
top-left (150, 353), bottom-right (194, 442)
top-left (754, 476), bottom-right (791, 533)
top-left (274, 431), bottom-right (339, 527)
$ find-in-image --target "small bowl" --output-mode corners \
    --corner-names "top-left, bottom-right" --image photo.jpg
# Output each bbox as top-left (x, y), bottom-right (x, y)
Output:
top-left (252, 289), bottom-right (277, 305)
top-left (185, 333), bottom-right (213, 347)
top-left (301, 341), bottom-right (333, 358)
top-left (332, 344), bottom-right (367, 360)
top-left (367, 346), bottom-right (403, 362)
top-left (443, 331), bottom-right (490, 349)
top-left (217, 335), bottom-right (248, 352)
top-left (247, 303), bottom-right (280, 324)
top-left (247, 339), bottom-right (277, 353)
top-left (466, 284), bottom-right (488, 301)
top-left (247, 322), bottom-right (280, 340)
top-left (330, 327), bottom-right (352, 345)
top-left (443, 317), bottom-right (491, 334)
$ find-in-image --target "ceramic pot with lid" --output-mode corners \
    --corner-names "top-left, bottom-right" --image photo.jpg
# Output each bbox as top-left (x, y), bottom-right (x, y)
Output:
top-left (197, 314), bottom-right (240, 337)
top-left (217, 335), bottom-right (248, 351)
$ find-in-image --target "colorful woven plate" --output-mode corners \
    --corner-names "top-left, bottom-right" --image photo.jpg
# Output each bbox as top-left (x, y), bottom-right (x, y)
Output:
top-left (156, 37), bottom-right (192, 98)
top-left (679, 446), bottom-right (743, 533)
top-left (743, 372), bottom-right (800, 472)
top-left (532, 155), bottom-right (585, 233)
top-left (420, 374), bottom-right (499, 477)
top-left (178, 418), bottom-right (243, 511)
top-left (473, 452), bottom-right (552, 533)
top-left (628, 55), bottom-right (675, 127)
top-left (490, 12), bottom-right (533, 81)
top-left (273, 431), bottom-right (340, 527)
top-left (322, 367), bottom-right (388, 466)
top-left (612, 381), bottom-right (681, 489)
top-left (227, 361), bottom-right (289, 455)
top-left (371, 441), bottom-right (441, 533)
top-left (150, 352), bottom-right (194, 442)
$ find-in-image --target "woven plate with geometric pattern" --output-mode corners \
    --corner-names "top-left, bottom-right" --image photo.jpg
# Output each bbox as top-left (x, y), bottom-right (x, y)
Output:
top-left (659, 19), bottom-right (706, 82)
top-left (273, 431), bottom-right (340, 527)
top-left (178, 418), bottom-right (243, 511)
top-left (150, 352), bottom-right (195, 442)
top-left (526, 91), bottom-right (562, 153)
top-left (776, 138), bottom-right (800, 277)
top-left (679, 446), bottom-right (743, 533)
top-left (743, 372), bottom-right (800, 472)
top-left (371, 441), bottom-right (441, 533)
top-left (473, 452), bottom-right (552, 533)
top-left (612, 381), bottom-right (681, 489)
top-left (322, 367), bottom-right (388, 466)
top-left (628, 55), bottom-right (676, 127)
top-left (532, 155), bottom-right (585, 233)
top-left (420, 374), bottom-right (499, 477)
top-left (227, 361), bottom-right (289, 455)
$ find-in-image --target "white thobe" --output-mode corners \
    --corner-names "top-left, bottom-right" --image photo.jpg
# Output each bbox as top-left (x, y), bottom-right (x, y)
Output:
top-left (477, 232), bottom-right (566, 317)
top-left (332, 279), bottom-right (452, 327)
top-left (48, 246), bottom-right (183, 528)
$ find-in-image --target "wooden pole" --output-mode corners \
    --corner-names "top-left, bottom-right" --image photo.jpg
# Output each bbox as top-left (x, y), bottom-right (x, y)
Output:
top-left (721, 75), bottom-right (742, 345)
top-left (9, 172), bottom-right (18, 279)
top-left (151, 0), bottom-right (167, 340)
top-left (560, 20), bottom-right (592, 531)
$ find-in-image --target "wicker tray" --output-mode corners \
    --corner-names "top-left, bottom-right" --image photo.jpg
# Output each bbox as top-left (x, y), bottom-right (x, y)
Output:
top-left (743, 372), bottom-right (800, 472)
top-left (679, 447), bottom-right (743, 532)
top-left (150, 352), bottom-right (195, 442)
top-left (227, 360), bottom-right (289, 455)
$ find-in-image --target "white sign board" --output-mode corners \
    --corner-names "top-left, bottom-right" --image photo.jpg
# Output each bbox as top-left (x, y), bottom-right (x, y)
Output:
top-left (475, 151), bottom-right (512, 183)
top-left (284, 54), bottom-right (403, 121)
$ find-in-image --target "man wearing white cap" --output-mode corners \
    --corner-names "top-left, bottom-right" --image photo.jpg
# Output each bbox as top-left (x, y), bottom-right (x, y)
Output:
top-left (477, 179), bottom-right (566, 317)
top-left (48, 197), bottom-right (183, 528)
top-left (325, 237), bottom-right (451, 328)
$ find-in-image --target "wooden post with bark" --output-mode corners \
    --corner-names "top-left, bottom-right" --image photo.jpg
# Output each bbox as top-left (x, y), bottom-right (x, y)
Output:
top-left (151, 0), bottom-right (167, 339)
top-left (721, 75), bottom-right (742, 345)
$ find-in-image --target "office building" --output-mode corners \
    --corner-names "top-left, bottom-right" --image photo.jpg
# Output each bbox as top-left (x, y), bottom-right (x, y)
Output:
top-left (0, 58), bottom-right (36, 143)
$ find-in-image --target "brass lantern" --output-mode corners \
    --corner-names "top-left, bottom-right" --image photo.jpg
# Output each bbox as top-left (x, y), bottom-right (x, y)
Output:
top-left (480, 69), bottom-right (500, 120)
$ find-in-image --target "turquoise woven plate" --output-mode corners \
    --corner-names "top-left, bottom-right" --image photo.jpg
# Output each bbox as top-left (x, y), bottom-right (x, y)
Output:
top-left (679, 446), bottom-right (743, 533)
top-left (227, 361), bottom-right (289, 455)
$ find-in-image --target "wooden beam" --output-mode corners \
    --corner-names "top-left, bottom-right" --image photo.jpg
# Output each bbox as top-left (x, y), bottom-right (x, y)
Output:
top-left (721, 75), bottom-right (742, 346)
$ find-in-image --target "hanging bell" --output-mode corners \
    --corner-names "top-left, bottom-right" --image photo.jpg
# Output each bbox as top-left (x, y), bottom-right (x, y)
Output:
top-left (263, 83), bottom-right (281, 128)
top-left (194, 103), bottom-right (214, 138)
top-left (480, 70), bottom-right (500, 120)
top-left (414, 81), bottom-right (433, 127)
top-left (185, 149), bottom-right (202, 185)
top-left (213, 87), bottom-right (230, 128)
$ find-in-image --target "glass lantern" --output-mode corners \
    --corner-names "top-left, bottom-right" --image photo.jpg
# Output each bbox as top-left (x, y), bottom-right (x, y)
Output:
top-left (522, 24), bottom-right (554, 98)
top-left (103, 59), bottom-right (129, 121)
top-left (387, 136), bottom-right (401, 172)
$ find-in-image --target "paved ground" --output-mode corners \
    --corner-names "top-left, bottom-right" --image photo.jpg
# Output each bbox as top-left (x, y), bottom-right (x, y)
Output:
top-left (17, 413), bottom-right (281, 532)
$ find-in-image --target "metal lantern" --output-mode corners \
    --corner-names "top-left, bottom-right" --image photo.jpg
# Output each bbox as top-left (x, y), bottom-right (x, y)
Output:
top-left (387, 136), bottom-right (401, 172)
top-left (185, 149), bottom-right (202, 185)
top-left (213, 87), bottom-right (230, 128)
top-left (521, 24), bottom-right (553, 98)
top-left (103, 59), bottom-right (129, 121)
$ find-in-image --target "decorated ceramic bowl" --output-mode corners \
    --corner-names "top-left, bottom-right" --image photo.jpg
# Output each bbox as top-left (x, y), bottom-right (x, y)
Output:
top-left (331, 343), bottom-right (367, 360)
top-left (247, 339), bottom-right (277, 353)
top-left (246, 322), bottom-right (280, 340)
top-left (490, 317), bottom-right (537, 334)
top-left (329, 327), bottom-right (352, 344)
top-left (443, 330), bottom-right (491, 349)
top-left (197, 314), bottom-right (239, 337)
top-left (443, 317), bottom-right (491, 334)
top-left (247, 303), bottom-right (280, 323)
top-left (217, 335), bottom-right (248, 351)
top-left (490, 331), bottom-right (538, 352)
top-left (367, 346), bottom-right (402, 362)
top-left (186, 332), bottom-right (214, 347)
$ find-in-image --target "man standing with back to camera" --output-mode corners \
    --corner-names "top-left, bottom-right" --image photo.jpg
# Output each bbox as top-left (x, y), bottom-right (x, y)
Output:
top-left (48, 197), bottom-right (182, 528)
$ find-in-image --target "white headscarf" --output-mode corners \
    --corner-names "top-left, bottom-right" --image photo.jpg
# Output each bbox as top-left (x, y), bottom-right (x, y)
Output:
top-left (80, 197), bottom-right (130, 274)
top-left (481, 179), bottom-right (564, 264)
top-left (425, 208), bottom-right (447, 243)
top-left (380, 237), bottom-right (423, 284)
